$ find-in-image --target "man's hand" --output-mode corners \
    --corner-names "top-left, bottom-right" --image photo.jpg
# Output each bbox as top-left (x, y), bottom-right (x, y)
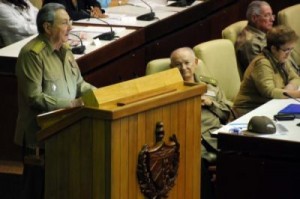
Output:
top-left (90, 6), bottom-right (108, 18)
top-left (70, 98), bottom-right (84, 108)
top-left (201, 96), bottom-right (213, 106)
top-left (285, 83), bottom-right (298, 91)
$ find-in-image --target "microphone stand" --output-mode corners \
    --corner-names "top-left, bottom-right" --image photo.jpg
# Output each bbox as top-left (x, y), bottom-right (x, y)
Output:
top-left (69, 32), bottom-right (86, 54)
top-left (168, 0), bottom-right (187, 7)
top-left (81, 10), bottom-right (116, 41)
top-left (136, 0), bottom-right (156, 21)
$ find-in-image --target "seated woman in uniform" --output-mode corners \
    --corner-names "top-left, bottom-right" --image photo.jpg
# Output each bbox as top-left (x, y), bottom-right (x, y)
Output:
top-left (233, 25), bottom-right (300, 117)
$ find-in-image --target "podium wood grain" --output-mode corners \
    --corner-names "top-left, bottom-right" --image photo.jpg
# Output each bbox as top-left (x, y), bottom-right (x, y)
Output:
top-left (38, 69), bottom-right (206, 198)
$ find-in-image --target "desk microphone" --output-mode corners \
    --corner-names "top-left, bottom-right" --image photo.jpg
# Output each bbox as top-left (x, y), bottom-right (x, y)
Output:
top-left (136, 0), bottom-right (156, 21)
top-left (81, 10), bottom-right (116, 41)
top-left (283, 92), bottom-right (300, 103)
top-left (69, 32), bottom-right (86, 54)
top-left (168, 0), bottom-right (187, 7)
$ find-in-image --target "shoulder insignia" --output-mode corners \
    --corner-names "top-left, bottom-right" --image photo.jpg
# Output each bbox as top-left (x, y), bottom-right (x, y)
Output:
top-left (199, 75), bottom-right (218, 86)
top-left (63, 43), bottom-right (72, 50)
top-left (31, 41), bottom-right (46, 54)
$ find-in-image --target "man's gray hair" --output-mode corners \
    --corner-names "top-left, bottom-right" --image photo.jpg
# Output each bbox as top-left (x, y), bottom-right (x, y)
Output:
top-left (170, 47), bottom-right (195, 59)
top-left (246, 1), bottom-right (270, 22)
top-left (36, 3), bottom-right (66, 34)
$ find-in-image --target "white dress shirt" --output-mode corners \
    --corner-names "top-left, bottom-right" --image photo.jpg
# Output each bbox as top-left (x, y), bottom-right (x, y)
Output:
top-left (0, 0), bottom-right (38, 47)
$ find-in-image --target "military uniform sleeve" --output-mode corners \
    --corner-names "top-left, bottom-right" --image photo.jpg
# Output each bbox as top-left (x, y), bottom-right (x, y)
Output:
top-left (16, 50), bottom-right (73, 112)
top-left (286, 61), bottom-right (300, 86)
top-left (206, 84), bottom-right (231, 124)
top-left (251, 58), bottom-right (300, 99)
top-left (66, 52), bottom-right (96, 97)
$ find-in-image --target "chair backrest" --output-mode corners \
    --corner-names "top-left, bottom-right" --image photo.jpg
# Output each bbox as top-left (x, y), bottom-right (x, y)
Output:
top-left (222, 20), bottom-right (248, 79)
top-left (278, 4), bottom-right (300, 66)
top-left (193, 39), bottom-right (241, 104)
top-left (222, 20), bottom-right (248, 44)
top-left (145, 58), bottom-right (211, 78)
top-left (29, 0), bottom-right (42, 9)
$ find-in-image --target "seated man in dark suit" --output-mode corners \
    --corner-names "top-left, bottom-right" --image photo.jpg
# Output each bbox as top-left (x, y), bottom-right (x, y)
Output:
top-left (43, 0), bottom-right (105, 20)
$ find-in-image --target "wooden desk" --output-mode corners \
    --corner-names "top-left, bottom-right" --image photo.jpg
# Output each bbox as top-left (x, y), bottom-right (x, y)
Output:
top-left (0, 0), bottom-right (298, 163)
top-left (216, 99), bottom-right (300, 199)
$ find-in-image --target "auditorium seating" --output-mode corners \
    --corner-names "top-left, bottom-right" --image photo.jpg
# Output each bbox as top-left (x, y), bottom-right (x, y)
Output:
top-left (193, 39), bottom-right (241, 106)
top-left (278, 4), bottom-right (300, 67)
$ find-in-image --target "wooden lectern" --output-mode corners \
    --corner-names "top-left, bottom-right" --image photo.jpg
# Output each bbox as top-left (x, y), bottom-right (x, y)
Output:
top-left (37, 68), bottom-right (206, 199)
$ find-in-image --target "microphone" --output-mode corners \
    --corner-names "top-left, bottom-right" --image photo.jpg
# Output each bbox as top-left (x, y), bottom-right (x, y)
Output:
top-left (81, 10), bottom-right (116, 41)
top-left (283, 92), bottom-right (300, 103)
top-left (168, 0), bottom-right (187, 7)
top-left (136, 0), bottom-right (156, 21)
top-left (69, 32), bottom-right (86, 54)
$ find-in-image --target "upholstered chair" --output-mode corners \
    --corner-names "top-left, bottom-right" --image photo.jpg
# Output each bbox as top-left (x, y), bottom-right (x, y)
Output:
top-left (222, 20), bottom-right (248, 44)
top-left (222, 20), bottom-right (248, 79)
top-left (278, 4), bottom-right (300, 66)
top-left (193, 39), bottom-right (241, 106)
top-left (146, 58), bottom-right (211, 78)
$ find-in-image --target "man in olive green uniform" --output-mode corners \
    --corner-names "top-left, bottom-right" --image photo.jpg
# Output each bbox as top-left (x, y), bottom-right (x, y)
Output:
top-left (236, 1), bottom-right (274, 75)
top-left (170, 47), bottom-right (231, 150)
top-left (15, 3), bottom-right (95, 198)
top-left (170, 47), bottom-right (231, 199)
top-left (171, 47), bottom-right (231, 149)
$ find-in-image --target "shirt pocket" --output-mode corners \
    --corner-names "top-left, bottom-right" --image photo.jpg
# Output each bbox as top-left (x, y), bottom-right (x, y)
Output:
top-left (42, 73), bottom-right (60, 95)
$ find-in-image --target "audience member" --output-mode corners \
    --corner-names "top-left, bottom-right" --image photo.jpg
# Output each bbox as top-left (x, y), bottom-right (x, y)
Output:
top-left (0, 0), bottom-right (38, 47)
top-left (170, 47), bottom-right (233, 199)
top-left (15, 3), bottom-right (96, 198)
top-left (43, 0), bottom-right (105, 20)
top-left (170, 47), bottom-right (232, 152)
top-left (233, 25), bottom-right (300, 117)
top-left (235, 1), bottom-right (274, 74)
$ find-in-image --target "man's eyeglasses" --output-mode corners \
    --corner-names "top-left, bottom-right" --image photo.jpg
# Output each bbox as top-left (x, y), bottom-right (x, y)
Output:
top-left (279, 47), bottom-right (294, 54)
top-left (61, 20), bottom-right (73, 26)
top-left (47, 20), bottom-right (73, 26)
top-left (259, 13), bottom-right (275, 19)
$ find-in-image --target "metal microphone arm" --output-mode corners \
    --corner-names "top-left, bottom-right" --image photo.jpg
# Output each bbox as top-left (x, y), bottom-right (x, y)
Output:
top-left (136, 0), bottom-right (156, 21)
top-left (69, 32), bottom-right (86, 54)
top-left (81, 10), bottom-right (116, 41)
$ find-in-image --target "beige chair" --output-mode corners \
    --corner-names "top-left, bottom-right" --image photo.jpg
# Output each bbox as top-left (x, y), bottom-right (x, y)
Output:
top-left (146, 58), bottom-right (212, 78)
top-left (222, 20), bottom-right (248, 44)
top-left (278, 4), bottom-right (300, 66)
top-left (29, 0), bottom-right (43, 9)
top-left (193, 39), bottom-right (241, 105)
top-left (222, 20), bottom-right (248, 79)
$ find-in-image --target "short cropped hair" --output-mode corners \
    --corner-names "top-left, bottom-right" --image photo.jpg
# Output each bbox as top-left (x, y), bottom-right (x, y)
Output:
top-left (36, 3), bottom-right (65, 34)
top-left (266, 25), bottom-right (299, 49)
top-left (170, 47), bottom-right (195, 66)
top-left (246, 1), bottom-right (270, 22)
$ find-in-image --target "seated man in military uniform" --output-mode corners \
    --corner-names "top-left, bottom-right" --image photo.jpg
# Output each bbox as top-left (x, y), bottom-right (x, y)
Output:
top-left (170, 47), bottom-right (232, 199)
top-left (170, 47), bottom-right (232, 153)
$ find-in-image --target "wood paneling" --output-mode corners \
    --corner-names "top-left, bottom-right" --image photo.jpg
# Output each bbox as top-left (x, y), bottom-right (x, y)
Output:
top-left (40, 79), bottom-right (205, 198)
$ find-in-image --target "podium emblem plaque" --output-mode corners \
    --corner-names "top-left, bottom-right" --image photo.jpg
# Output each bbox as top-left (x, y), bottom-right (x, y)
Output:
top-left (137, 122), bottom-right (180, 199)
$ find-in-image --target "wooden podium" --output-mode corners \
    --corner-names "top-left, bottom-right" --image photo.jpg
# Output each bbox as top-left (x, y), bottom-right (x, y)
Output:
top-left (37, 68), bottom-right (206, 199)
